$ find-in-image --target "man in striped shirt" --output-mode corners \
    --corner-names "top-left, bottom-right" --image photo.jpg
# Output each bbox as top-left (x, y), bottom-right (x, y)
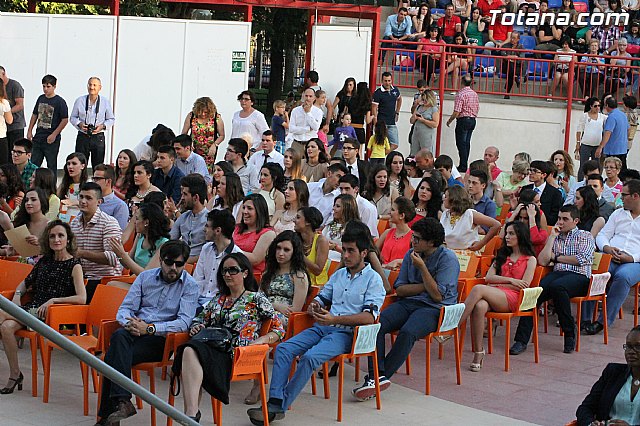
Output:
top-left (70, 182), bottom-right (122, 302)
top-left (510, 205), bottom-right (595, 355)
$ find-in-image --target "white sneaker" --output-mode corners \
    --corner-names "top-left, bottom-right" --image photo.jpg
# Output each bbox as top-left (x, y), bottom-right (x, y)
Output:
top-left (352, 375), bottom-right (390, 401)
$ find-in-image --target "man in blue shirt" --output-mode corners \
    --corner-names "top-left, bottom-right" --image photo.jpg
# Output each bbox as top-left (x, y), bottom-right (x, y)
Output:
top-left (247, 223), bottom-right (386, 424)
top-left (372, 72), bottom-right (402, 149)
top-left (152, 145), bottom-right (185, 204)
top-left (169, 174), bottom-right (209, 263)
top-left (93, 164), bottom-right (129, 229)
top-left (173, 134), bottom-right (212, 185)
top-left (597, 96), bottom-right (630, 170)
top-left (96, 240), bottom-right (199, 425)
top-left (381, 7), bottom-right (413, 61)
top-left (435, 154), bottom-right (464, 187)
top-left (468, 170), bottom-right (497, 222)
top-left (353, 217), bottom-right (460, 400)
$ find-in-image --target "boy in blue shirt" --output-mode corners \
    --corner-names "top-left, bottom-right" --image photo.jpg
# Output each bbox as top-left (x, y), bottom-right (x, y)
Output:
top-left (271, 100), bottom-right (288, 154)
top-left (435, 154), bottom-right (464, 187)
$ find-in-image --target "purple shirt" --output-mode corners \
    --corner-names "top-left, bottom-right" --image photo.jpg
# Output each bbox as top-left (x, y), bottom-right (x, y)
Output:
top-left (330, 126), bottom-right (358, 148)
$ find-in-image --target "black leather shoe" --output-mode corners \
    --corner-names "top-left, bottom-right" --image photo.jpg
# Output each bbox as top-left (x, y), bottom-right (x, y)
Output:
top-left (247, 403), bottom-right (285, 425)
top-left (580, 321), bottom-right (592, 333)
top-left (106, 399), bottom-right (136, 424)
top-left (509, 341), bottom-right (527, 355)
top-left (563, 336), bottom-right (576, 354)
top-left (584, 322), bottom-right (604, 336)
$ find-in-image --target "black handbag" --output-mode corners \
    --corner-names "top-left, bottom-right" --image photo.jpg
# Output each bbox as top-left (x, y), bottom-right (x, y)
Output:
top-left (191, 326), bottom-right (238, 353)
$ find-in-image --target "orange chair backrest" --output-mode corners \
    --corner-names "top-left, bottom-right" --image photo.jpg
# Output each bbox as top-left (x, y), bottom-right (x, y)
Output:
top-left (592, 252), bottom-right (612, 275)
top-left (327, 260), bottom-right (340, 277)
top-left (232, 344), bottom-right (270, 379)
top-left (480, 236), bottom-right (502, 257)
top-left (123, 232), bottom-right (136, 253)
top-left (0, 260), bottom-right (33, 292)
top-left (456, 280), bottom-right (466, 302)
top-left (377, 219), bottom-right (389, 236)
top-left (381, 294), bottom-right (397, 311)
top-left (496, 203), bottom-right (511, 223)
top-left (456, 253), bottom-right (479, 280)
top-left (302, 286), bottom-right (320, 312)
top-left (258, 319), bottom-right (272, 337)
top-left (98, 320), bottom-right (122, 353)
top-left (184, 263), bottom-right (195, 274)
top-left (288, 312), bottom-right (315, 337)
top-left (86, 285), bottom-right (129, 328)
top-left (388, 270), bottom-right (400, 287)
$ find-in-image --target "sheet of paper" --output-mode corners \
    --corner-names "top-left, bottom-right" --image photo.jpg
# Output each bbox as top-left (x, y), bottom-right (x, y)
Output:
top-left (5, 225), bottom-right (40, 257)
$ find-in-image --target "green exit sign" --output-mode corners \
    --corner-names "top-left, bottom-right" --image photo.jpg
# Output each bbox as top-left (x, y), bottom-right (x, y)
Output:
top-left (232, 51), bottom-right (246, 73)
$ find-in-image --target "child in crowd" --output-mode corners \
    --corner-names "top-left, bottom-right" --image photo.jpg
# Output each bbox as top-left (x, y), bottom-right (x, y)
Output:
top-left (271, 99), bottom-right (289, 154)
top-left (367, 120), bottom-right (391, 164)
top-left (404, 156), bottom-right (420, 178)
top-left (623, 94), bottom-right (638, 151)
top-left (330, 113), bottom-right (357, 157)
top-left (434, 154), bottom-right (463, 188)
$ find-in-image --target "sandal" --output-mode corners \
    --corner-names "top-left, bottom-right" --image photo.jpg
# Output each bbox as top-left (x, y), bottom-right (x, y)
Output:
top-left (469, 350), bottom-right (485, 372)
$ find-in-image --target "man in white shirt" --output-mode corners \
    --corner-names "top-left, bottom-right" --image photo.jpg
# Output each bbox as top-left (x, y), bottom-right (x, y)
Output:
top-left (288, 88), bottom-right (323, 156)
top-left (225, 138), bottom-right (258, 195)
top-left (193, 209), bottom-right (240, 306)
top-left (336, 174), bottom-right (380, 238)
top-left (173, 134), bottom-right (212, 184)
top-left (247, 130), bottom-right (284, 172)
top-left (584, 179), bottom-right (640, 335)
top-left (307, 163), bottom-right (348, 224)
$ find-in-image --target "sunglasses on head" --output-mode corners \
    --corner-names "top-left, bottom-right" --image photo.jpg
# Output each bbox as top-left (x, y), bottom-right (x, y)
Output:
top-left (222, 266), bottom-right (243, 276)
top-left (163, 258), bottom-right (186, 267)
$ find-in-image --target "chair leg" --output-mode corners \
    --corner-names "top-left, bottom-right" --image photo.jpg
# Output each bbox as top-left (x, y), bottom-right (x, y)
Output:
top-left (310, 368), bottom-right (317, 395)
top-left (29, 335), bottom-right (38, 398)
top-left (43, 346), bottom-right (52, 403)
top-left (619, 307), bottom-right (624, 320)
top-left (504, 319), bottom-right (511, 372)
top-left (91, 367), bottom-right (99, 393)
top-left (425, 337), bottom-right (431, 395)
top-left (405, 353), bottom-right (412, 375)
top-left (81, 361), bottom-right (89, 416)
top-left (635, 284), bottom-right (639, 327)
top-left (167, 386), bottom-right (175, 426)
top-left (322, 363), bottom-right (330, 399)
top-left (216, 399), bottom-right (222, 425)
top-left (603, 296), bottom-right (609, 345)
top-left (575, 302), bottom-right (582, 353)
top-left (372, 353), bottom-right (381, 411)
top-left (487, 318), bottom-right (494, 354)
top-left (533, 313), bottom-right (540, 364)
top-left (260, 371), bottom-right (270, 426)
top-left (543, 301), bottom-right (548, 333)
top-left (132, 370), bottom-right (143, 409)
top-left (454, 331), bottom-right (461, 386)
top-left (337, 358), bottom-right (344, 422)
top-left (149, 371), bottom-right (156, 426)
top-left (263, 356), bottom-right (269, 384)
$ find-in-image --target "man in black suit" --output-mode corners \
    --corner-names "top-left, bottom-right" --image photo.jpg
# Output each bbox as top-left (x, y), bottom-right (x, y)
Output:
top-left (342, 138), bottom-right (369, 187)
top-left (524, 160), bottom-right (563, 225)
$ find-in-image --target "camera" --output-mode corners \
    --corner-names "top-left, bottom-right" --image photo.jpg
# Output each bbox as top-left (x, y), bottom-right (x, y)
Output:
top-left (86, 124), bottom-right (95, 136)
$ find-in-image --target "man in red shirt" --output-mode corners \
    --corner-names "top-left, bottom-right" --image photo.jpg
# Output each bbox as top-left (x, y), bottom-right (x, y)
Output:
top-left (438, 4), bottom-right (462, 43)
top-left (477, 0), bottom-right (503, 22)
top-left (485, 5), bottom-right (513, 49)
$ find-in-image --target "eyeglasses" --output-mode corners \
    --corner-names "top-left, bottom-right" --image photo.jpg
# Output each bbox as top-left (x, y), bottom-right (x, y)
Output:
top-left (623, 343), bottom-right (640, 352)
top-left (10, 150), bottom-right (26, 156)
top-left (226, 148), bottom-right (237, 154)
top-left (239, 97), bottom-right (252, 101)
top-left (222, 266), bottom-right (243, 276)
top-left (92, 176), bottom-right (106, 181)
top-left (343, 146), bottom-right (356, 151)
top-left (411, 234), bottom-right (423, 242)
top-left (163, 258), bottom-right (186, 267)
top-left (592, 104), bottom-right (601, 108)
top-left (620, 192), bottom-right (631, 198)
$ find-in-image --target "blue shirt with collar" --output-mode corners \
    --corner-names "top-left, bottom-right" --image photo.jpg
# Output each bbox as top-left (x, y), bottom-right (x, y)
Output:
top-left (603, 108), bottom-right (630, 155)
top-left (395, 246), bottom-right (460, 309)
top-left (100, 191), bottom-right (129, 230)
top-left (447, 175), bottom-right (464, 188)
top-left (315, 263), bottom-right (386, 321)
top-left (116, 268), bottom-right (199, 335)
top-left (176, 152), bottom-right (211, 184)
top-left (169, 207), bottom-right (209, 257)
top-left (473, 194), bottom-right (497, 232)
top-left (152, 165), bottom-right (185, 204)
top-left (384, 14), bottom-right (413, 38)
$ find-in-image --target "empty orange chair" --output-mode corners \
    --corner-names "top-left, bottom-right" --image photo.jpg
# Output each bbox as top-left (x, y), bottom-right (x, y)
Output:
top-left (424, 303), bottom-right (465, 395)
top-left (0, 259), bottom-right (33, 299)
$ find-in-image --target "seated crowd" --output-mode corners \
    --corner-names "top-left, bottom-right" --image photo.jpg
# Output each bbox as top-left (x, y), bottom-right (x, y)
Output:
top-left (1, 72), bottom-right (640, 425)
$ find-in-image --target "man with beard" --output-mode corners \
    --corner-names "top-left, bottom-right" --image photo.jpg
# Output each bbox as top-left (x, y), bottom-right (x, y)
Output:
top-left (169, 174), bottom-right (209, 264)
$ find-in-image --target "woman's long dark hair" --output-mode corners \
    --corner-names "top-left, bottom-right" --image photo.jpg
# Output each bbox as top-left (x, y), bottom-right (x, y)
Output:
top-left (386, 151), bottom-right (410, 195)
top-left (350, 82), bottom-right (372, 119)
top-left (412, 176), bottom-right (443, 219)
top-left (214, 172), bottom-right (245, 210)
top-left (32, 168), bottom-right (57, 197)
top-left (125, 160), bottom-right (154, 200)
top-left (57, 152), bottom-right (88, 198)
top-left (260, 230), bottom-right (310, 295)
top-left (494, 221), bottom-right (536, 274)
top-left (0, 164), bottom-right (24, 200)
top-left (303, 138), bottom-right (329, 164)
top-left (216, 252), bottom-right (258, 296)
top-left (138, 203), bottom-right (170, 255)
top-left (115, 149), bottom-right (137, 194)
top-left (262, 163), bottom-right (285, 195)
top-left (237, 193), bottom-right (271, 234)
top-left (363, 164), bottom-right (390, 201)
top-left (14, 188), bottom-right (49, 228)
top-left (576, 185), bottom-right (600, 225)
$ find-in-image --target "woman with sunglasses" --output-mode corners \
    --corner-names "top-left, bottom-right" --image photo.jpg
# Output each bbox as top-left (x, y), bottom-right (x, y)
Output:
top-left (174, 253), bottom-right (285, 421)
top-left (503, 197), bottom-right (548, 256)
top-left (575, 97), bottom-right (606, 180)
top-left (577, 325), bottom-right (640, 426)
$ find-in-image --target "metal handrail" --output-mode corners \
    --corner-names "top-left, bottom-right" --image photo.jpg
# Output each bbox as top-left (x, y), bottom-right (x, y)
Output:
top-left (0, 296), bottom-right (198, 426)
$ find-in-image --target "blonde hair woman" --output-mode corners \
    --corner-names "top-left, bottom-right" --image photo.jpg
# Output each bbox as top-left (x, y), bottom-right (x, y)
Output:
top-left (410, 89), bottom-right (439, 156)
top-left (282, 148), bottom-right (306, 192)
top-left (181, 97), bottom-right (225, 173)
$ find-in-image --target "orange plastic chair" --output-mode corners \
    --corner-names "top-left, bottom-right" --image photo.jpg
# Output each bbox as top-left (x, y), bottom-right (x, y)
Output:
top-left (100, 274), bottom-right (135, 286)
top-left (456, 253), bottom-right (480, 281)
top-left (632, 282), bottom-right (640, 327)
top-left (486, 266), bottom-right (546, 372)
top-left (0, 259), bottom-right (33, 299)
top-left (286, 313), bottom-right (319, 397)
top-left (424, 303), bottom-right (465, 395)
top-left (327, 260), bottom-right (340, 277)
top-left (568, 253), bottom-right (612, 352)
top-left (184, 263), bottom-right (195, 274)
top-left (122, 232), bottom-right (136, 253)
top-left (41, 285), bottom-right (128, 414)
top-left (318, 323), bottom-right (382, 422)
top-left (376, 219), bottom-right (389, 236)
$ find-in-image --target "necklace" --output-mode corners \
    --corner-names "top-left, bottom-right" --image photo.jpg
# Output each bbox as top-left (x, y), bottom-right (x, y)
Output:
top-left (136, 187), bottom-right (151, 199)
top-left (392, 228), bottom-right (411, 240)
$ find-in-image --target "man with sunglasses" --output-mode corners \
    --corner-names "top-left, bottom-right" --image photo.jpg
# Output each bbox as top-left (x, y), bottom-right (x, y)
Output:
top-left (96, 240), bottom-right (199, 425)
top-left (248, 223), bottom-right (385, 424)
top-left (225, 137), bottom-right (258, 195)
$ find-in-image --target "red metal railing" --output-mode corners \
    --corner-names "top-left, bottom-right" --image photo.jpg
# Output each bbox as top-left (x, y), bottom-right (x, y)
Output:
top-left (374, 39), bottom-right (639, 153)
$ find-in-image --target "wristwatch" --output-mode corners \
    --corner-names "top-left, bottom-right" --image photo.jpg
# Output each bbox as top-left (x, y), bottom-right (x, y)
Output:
top-left (146, 324), bottom-right (156, 335)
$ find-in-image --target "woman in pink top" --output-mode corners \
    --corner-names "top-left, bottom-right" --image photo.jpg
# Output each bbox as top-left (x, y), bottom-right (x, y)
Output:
top-left (376, 197), bottom-right (415, 269)
top-left (417, 25), bottom-right (445, 85)
top-left (458, 221), bottom-right (537, 372)
top-left (233, 194), bottom-right (276, 274)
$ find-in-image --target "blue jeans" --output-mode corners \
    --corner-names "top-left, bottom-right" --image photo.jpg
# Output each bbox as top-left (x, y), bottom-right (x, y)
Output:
top-left (269, 325), bottom-right (353, 410)
top-left (387, 124), bottom-right (399, 149)
top-left (583, 261), bottom-right (640, 326)
top-left (454, 117), bottom-right (476, 172)
top-left (367, 299), bottom-right (440, 380)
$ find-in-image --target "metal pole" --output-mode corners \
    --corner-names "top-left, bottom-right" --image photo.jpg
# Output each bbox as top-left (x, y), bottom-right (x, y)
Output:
top-left (564, 58), bottom-right (575, 152)
top-left (0, 296), bottom-right (198, 426)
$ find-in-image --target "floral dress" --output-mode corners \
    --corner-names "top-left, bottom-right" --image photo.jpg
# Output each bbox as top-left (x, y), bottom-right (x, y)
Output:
top-left (263, 273), bottom-right (296, 328)
top-left (191, 291), bottom-right (285, 347)
top-left (190, 113), bottom-right (220, 174)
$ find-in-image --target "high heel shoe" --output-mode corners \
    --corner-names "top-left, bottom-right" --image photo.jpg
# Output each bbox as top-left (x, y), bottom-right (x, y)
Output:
top-left (469, 350), bottom-right (485, 372)
top-left (0, 372), bottom-right (23, 394)
top-left (188, 410), bottom-right (201, 423)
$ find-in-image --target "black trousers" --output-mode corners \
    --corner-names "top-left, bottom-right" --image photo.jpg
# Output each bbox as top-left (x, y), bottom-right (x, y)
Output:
top-left (514, 270), bottom-right (589, 344)
top-left (75, 131), bottom-right (106, 170)
top-left (98, 328), bottom-right (166, 418)
top-left (31, 137), bottom-right (60, 172)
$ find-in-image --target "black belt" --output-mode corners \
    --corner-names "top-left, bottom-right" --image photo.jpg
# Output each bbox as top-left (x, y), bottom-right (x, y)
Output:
top-left (458, 116), bottom-right (476, 119)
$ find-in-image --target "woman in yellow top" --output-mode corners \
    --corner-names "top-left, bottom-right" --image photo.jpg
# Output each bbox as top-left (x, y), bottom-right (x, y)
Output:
top-left (367, 120), bottom-right (391, 165)
top-left (294, 206), bottom-right (329, 286)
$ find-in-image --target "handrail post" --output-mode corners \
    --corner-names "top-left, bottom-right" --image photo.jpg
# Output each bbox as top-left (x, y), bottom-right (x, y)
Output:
top-left (436, 48), bottom-right (447, 157)
top-left (564, 58), bottom-right (575, 152)
top-left (0, 296), bottom-right (198, 426)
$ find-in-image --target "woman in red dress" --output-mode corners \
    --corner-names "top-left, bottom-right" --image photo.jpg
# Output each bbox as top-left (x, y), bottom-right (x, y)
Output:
top-left (458, 221), bottom-right (537, 372)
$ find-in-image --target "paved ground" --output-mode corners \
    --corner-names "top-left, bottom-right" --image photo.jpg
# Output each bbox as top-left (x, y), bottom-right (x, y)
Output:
top-left (0, 294), bottom-right (637, 426)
